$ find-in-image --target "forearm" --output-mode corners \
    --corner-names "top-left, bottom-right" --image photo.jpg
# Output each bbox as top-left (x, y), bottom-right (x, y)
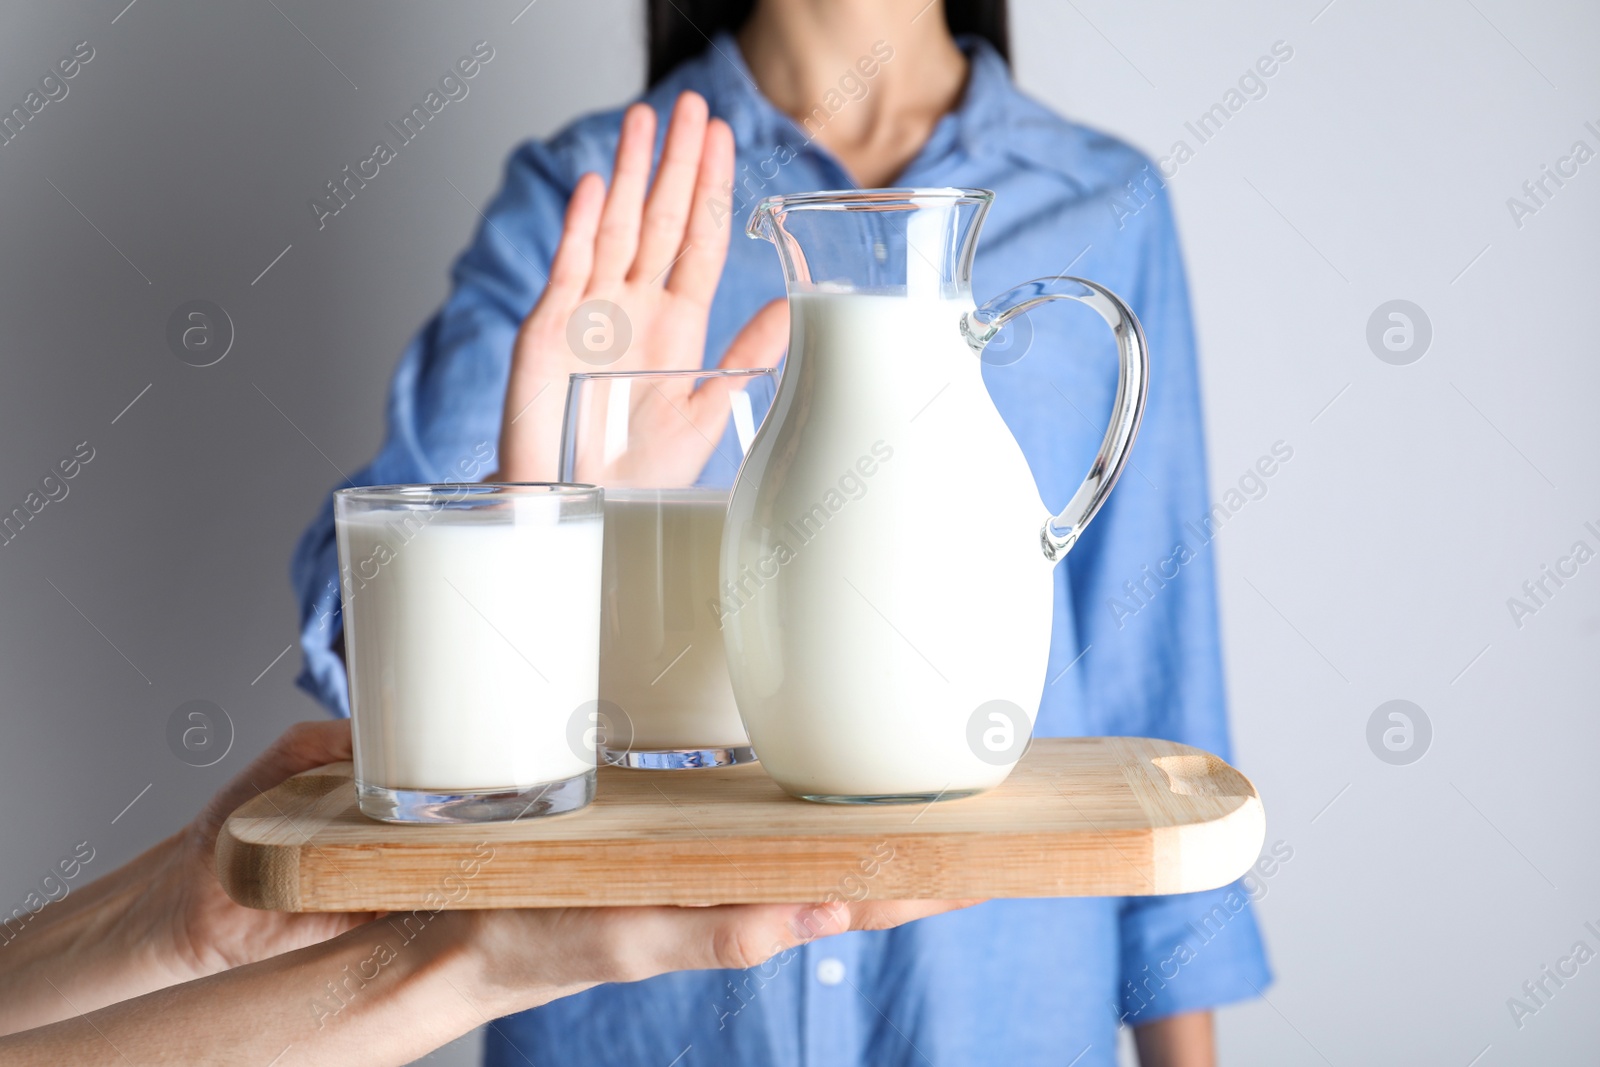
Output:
top-left (0, 913), bottom-right (494, 1067)
top-left (1134, 1010), bottom-right (1215, 1067)
top-left (0, 835), bottom-right (184, 1035)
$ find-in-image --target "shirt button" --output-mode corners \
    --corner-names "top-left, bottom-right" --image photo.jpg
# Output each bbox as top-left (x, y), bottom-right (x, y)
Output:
top-left (815, 957), bottom-right (846, 986)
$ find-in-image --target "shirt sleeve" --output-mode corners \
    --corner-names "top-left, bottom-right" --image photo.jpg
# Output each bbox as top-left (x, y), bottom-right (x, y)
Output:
top-left (1061, 177), bottom-right (1273, 1021)
top-left (288, 137), bottom-right (578, 715)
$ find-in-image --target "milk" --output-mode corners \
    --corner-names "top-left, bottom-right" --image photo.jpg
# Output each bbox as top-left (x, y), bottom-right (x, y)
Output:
top-left (722, 292), bottom-right (1056, 799)
top-left (601, 489), bottom-right (747, 750)
top-left (339, 507), bottom-right (602, 792)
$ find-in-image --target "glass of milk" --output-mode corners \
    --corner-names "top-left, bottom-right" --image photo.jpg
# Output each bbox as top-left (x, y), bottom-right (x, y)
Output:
top-left (334, 482), bottom-right (604, 823)
top-left (560, 368), bottom-right (776, 769)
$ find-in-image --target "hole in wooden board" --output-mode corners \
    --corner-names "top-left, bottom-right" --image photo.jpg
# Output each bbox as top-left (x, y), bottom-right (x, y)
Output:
top-left (1151, 754), bottom-right (1252, 798)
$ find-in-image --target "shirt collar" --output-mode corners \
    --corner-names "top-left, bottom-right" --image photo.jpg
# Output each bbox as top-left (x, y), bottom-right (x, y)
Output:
top-left (682, 30), bottom-right (1023, 173)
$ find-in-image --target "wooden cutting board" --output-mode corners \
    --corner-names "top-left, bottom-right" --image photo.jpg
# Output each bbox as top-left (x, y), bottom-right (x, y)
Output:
top-left (216, 737), bottom-right (1264, 911)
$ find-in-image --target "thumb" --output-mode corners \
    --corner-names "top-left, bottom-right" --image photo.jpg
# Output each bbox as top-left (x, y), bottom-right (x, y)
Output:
top-left (194, 720), bottom-right (353, 847)
top-left (620, 900), bottom-right (852, 979)
top-left (685, 298), bottom-right (788, 434)
top-left (715, 298), bottom-right (788, 372)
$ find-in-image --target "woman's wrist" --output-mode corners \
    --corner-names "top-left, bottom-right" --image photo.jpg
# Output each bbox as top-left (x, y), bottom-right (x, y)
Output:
top-left (0, 833), bottom-right (186, 1034)
top-left (0, 911), bottom-right (490, 1064)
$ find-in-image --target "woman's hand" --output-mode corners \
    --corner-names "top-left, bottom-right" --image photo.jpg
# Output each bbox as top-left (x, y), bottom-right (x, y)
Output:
top-left (1, 884), bottom-right (974, 1066)
top-left (452, 897), bottom-right (977, 1017)
top-left (0, 721), bottom-right (374, 1036)
top-left (0, 715), bottom-right (975, 1064)
top-left (496, 90), bottom-right (788, 484)
top-left (147, 720), bottom-right (376, 980)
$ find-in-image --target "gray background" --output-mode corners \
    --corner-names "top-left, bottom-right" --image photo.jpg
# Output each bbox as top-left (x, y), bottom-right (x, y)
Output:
top-left (0, 1), bottom-right (1595, 1064)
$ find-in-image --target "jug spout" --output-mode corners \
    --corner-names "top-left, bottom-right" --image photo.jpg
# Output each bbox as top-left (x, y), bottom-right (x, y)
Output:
top-left (745, 200), bottom-right (777, 243)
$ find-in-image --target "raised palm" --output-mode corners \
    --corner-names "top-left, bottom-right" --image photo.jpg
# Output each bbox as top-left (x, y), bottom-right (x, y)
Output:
top-left (497, 91), bottom-right (787, 484)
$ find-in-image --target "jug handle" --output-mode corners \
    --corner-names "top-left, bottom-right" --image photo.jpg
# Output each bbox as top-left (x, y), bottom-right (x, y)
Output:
top-left (960, 277), bottom-right (1149, 563)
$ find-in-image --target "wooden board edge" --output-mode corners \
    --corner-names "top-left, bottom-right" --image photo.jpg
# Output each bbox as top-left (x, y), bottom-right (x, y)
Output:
top-left (271, 826), bottom-right (1170, 911)
top-left (216, 740), bottom-right (1269, 910)
top-left (1149, 793), bottom-right (1266, 895)
top-left (215, 820), bottom-right (304, 911)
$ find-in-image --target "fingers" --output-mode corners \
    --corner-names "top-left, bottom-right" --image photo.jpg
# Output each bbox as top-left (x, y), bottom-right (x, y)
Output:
top-left (630, 92), bottom-right (710, 284)
top-left (844, 899), bottom-right (985, 932)
top-left (597, 902), bottom-right (851, 982)
top-left (665, 117), bottom-right (736, 302)
top-left (574, 897), bottom-right (973, 984)
top-left (500, 172), bottom-right (605, 482)
top-left (460, 896), bottom-right (975, 1013)
top-left (590, 103), bottom-right (657, 287)
top-left (544, 171), bottom-right (605, 306)
top-left (270, 719), bottom-right (356, 769)
top-left (673, 901), bottom-right (851, 974)
top-left (715, 298), bottom-right (789, 372)
top-left (195, 720), bottom-right (353, 844)
top-left (683, 298), bottom-right (789, 435)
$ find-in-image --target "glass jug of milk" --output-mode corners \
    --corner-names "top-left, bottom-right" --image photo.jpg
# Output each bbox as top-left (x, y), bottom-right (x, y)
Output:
top-left (725, 188), bottom-right (1149, 804)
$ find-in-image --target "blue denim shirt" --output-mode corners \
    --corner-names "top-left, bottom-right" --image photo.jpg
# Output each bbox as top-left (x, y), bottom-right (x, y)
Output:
top-left (291, 33), bottom-right (1271, 1067)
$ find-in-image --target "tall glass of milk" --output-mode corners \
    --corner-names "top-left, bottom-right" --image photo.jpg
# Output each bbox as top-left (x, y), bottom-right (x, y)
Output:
top-left (334, 483), bottom-right (604, 823)
top-left (560, 368), bottom-right (776, 769)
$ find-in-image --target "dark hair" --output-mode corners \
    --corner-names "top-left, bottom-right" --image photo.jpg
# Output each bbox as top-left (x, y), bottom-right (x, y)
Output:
top-left (647, 1), bottom-right (1009, 86)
